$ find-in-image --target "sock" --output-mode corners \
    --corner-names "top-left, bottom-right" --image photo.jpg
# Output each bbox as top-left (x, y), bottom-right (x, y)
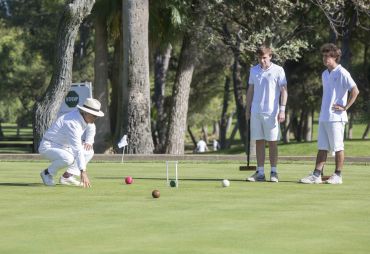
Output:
top-left (313, 169), bottom-right (321, 177)
top-left (257, 167), bottom-right (264, 175)
top-left (271, 167), bottom-right (277, 173)
top-left (334, 170), bottom-right (341, 176)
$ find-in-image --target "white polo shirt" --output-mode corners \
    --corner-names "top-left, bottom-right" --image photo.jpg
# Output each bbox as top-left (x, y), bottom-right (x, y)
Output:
top-left (248, 63), bottom-right (287, 116)
top-left (319, 64), bottom-right (356, 122)
top-left (42, 110), bottom-right (88, 170)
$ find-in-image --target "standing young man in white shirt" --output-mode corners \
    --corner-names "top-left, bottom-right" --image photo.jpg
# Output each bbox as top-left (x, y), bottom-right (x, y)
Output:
top-left (245, 46), bottom-right (288, 183)
top-left (39, 98), bottom-right (104, 188)
top-left (300, 43), bottom-right (359, 184)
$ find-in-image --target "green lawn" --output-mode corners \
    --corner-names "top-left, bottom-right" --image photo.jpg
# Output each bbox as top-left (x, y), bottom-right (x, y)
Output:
top-left (1, 161), bottom-right (370, 254)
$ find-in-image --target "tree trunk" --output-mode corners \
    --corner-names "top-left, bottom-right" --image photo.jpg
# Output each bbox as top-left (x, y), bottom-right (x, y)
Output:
top-left (93, 12), bottom-right (111, 153)
top-left (282, 112), bottom-right (291, 143)
top-left (165, 1), bottom-right (205, 154)
top-left (232, 42), bottom-right (247, 146)
top-left (153, 43), bottom-right (172, 153)
top-left (0, 122), bottom-right (4, 139)
top-left (297, 109), bottom-right (305, 142)
top-left (291, 111), bottom-right (299, 141)
top-left (33, 0), bottom-right (96, 152)
top-left (362, 123), bottom-right (370, 139)
top-left (305, 110), bottom-right (313, 141)
top-left (219, 76), bottom-right (230, 149)
top-left (111, 34), bottom-right (126, 151)
top-left (187, 125), bottom-right (197, 148)
top-left (122, 0), bottom-right (153, 154)
top-left (341, 9), bottom-right (357, 69)
top-left (165, 35), bottom-right (196, 154)
top-left (221, 24), bottom-right (247, 148)
top-left (361, 43), bottom-right (370, 140)
top-left (346, 112), bottom-right (354, 139)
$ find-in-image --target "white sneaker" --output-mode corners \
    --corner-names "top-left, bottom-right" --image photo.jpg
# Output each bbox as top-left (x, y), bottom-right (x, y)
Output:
top-left (325, 174), bottom-right (343, 184)
top-left (60, 176), bottom-right (82, 186)
top-left (40, 170), bottom-right (55, 186)
top-left (246, 172), bottom-right (266, 182)
top-left (299, 173), bottom-right (322, 184)
top-left (270, 172), bottom-right (279, 183)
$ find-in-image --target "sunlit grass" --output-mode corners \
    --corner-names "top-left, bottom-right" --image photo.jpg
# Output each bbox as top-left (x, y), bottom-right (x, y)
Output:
top-left (1, 161), bottom-right (370, 254)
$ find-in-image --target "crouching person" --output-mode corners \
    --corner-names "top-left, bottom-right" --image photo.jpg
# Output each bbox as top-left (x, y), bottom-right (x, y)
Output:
top-left (39, 98), bottom-right (104, 188)
top-left (59, 123), bottom-right (96, 186)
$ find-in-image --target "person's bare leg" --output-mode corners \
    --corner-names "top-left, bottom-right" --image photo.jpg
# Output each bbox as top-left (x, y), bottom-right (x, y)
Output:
top-left (325, 150), bottom-right (344, 184)
top-left (314, 150), bottom-right (328, 175)
top-left (335, 150), bottom-right (344, 172)
top-left (268, 141), bottom-right (278, 168)
top-left (256, 140), bottom-right (265, 167)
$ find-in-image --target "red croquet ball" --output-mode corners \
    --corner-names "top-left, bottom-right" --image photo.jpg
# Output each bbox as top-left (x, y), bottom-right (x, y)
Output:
top-left (125, 176), bottom-right (133, 184)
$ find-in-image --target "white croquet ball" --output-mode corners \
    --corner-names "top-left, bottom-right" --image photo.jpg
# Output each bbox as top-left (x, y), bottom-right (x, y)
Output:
top-left (222, 179), bottom-right (230, 187)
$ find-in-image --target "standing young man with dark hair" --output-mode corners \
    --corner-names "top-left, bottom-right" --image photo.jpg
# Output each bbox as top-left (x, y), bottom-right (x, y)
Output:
top-left (245, 46), bottom-right (288, 183)
top-left (299, 43), bottom-right (359, 184)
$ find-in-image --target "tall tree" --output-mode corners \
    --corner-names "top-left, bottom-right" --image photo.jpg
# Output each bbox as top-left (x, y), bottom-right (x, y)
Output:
top-left (92, 1), bottom-right (111, 153)
top-left (122, 0), bottom-right (153, 154)
top-left (219, 76), bottom-right (231, 149)
top-left (149, 0), bottom-right (185, 153)
top-left (33, 0), bottom-right (96, 151)
top-left (221, 24), bottom-right (248, 144)
top-left (152, 43), bottom-right (172, 152)
top-left (165, 0), bottom-right (206, 154)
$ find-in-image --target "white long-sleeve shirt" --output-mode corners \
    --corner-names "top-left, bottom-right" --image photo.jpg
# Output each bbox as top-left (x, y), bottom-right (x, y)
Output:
top-left (42, 109), bottom-right (88, 171)
top-left (82, 123), bottom-right (96, 144)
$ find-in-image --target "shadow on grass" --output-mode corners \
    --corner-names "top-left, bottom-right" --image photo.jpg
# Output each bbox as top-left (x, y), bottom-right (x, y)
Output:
top-left (0, 182), bottom-right (42, 187)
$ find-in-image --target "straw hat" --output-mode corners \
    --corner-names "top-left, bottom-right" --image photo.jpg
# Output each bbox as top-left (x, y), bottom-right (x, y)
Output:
top-left (77, 98), bottom-right (104, 117)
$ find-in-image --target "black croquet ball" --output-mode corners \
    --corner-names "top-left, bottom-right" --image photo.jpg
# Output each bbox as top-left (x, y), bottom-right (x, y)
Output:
top-left (170, 180), bottom-right (177, 187)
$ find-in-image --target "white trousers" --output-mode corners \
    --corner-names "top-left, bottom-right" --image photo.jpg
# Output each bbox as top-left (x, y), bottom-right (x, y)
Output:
top-left (39, 140), bottom-right (94, 176)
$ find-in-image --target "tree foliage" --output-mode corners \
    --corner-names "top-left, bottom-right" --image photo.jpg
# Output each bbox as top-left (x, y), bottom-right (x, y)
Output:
top-left (0, 0), bottom-right (370, 152)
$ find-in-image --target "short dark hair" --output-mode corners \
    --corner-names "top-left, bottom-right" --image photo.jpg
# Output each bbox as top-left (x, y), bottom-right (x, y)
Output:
top-left (256, 45), bottom-right (272, 57)
top-left (320, 43), bottom-right (342, 63)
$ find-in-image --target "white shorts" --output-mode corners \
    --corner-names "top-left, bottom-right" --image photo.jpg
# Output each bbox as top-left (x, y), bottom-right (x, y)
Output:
top-left (317, 121), bottom-right (345, 152)
top-left (250, 113), bottom-right (280, 141)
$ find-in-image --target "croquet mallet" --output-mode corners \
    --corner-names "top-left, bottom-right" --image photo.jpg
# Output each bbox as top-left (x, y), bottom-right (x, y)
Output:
top-left (240, 120), bottom-right (257, 171)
